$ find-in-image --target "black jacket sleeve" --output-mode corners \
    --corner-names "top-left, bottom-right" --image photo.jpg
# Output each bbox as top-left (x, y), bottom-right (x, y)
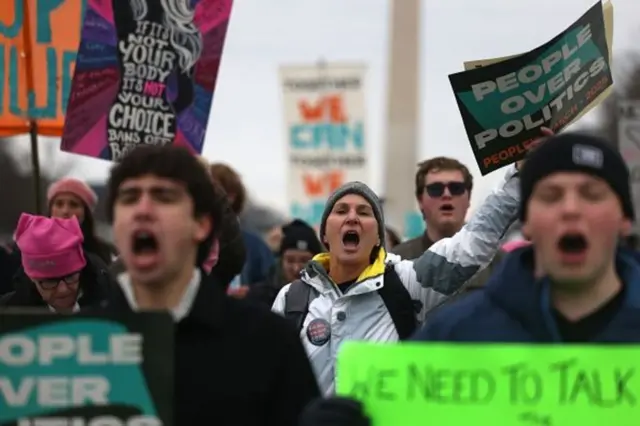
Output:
top-left (267, 320), bottom-right (321, 426)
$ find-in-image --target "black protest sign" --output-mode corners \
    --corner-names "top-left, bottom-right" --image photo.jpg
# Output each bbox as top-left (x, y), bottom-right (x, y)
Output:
top-left (60, 0), bottom-right (233, 161)
top-left (0, 312), bottom-right (174, 426)
top-left (449, 2), bottom-right (612, 175)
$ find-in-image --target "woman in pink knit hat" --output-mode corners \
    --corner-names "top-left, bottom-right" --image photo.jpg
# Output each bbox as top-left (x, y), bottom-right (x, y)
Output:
top-left (0, 213), bottom-right (115, 312)
top-left (46, 177), bottom-right (117, 264)
top-left (0, 178), bottom-right (115, 298)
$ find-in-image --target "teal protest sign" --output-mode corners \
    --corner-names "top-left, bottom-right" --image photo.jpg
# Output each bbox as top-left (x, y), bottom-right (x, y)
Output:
top-left (0, 312), bottom-right (174, 426)
top-left (449, 1), bottom-right (612, 175)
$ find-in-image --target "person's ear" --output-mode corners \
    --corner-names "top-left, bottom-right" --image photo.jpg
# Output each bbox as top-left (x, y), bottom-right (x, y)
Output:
top-left (194, 214), bottom-right (212, 243)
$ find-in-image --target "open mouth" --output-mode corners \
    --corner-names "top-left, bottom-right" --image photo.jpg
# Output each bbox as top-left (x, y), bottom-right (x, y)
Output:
top-left (342, 231), bottom-right (360, 250)
top-left (132, 230), bottom-right (159, 255)
top-left (557, 233), bottom-right (588, 262)
top-left (129, 230), bottom-right (161, 270)
top-left (440, 204), bottom-right (454, 212)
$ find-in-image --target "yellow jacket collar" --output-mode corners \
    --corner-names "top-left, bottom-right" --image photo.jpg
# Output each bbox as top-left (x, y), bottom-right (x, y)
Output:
top-left (311, 247), bottom-right (387, 283)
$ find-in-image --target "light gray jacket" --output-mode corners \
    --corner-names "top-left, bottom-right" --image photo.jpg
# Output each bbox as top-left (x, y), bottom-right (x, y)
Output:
top-left (272, 166), bottom-right (520, 395)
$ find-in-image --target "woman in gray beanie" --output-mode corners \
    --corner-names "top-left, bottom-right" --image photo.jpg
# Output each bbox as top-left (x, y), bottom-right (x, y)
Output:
top-left (272, 160), bottom-right (524, 395)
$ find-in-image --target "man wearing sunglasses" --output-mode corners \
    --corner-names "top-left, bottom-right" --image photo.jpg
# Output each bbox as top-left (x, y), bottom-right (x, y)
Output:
top-left (392, 157), bottom-right (473, 260)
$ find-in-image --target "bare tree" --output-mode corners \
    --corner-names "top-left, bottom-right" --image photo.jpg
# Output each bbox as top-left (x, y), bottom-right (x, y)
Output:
top-left (0, 137), bottom-right (75, 237)
top-left (592, 53), bottom-right (640, 143)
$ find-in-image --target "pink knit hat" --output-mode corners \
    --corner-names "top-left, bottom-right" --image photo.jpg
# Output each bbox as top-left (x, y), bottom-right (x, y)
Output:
top-left (501, 240), bottom-right (532, 252)
top-left (47, 178), bottom-right (98, 211)
top-left (15, 213), bottom-right (87, 279)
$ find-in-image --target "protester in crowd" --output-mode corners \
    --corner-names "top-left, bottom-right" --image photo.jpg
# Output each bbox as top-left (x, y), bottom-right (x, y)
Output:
top-left (272, 148), bottom-right (523, 394)
top-left (110, 157), bottom-right (247, 291)
top-left (387, 156), bottom-right (494, 291)
top-left (0, 213), bottom-right (115, 312)
top-left (413, 132), bottom-right (640, 342)
top-left (393, 131), bottom-right (555, 296)
top-left (297, 132), bottom-right (640, 424)
top-left (384, 226), bottom-right (402, 250)
top-left (391, 157), bottom-right (473, 259)
top-left (203, 200), bottom-right (247, 288)
top-left (198, 157), bottom-right (246, 288)
top-left (265, 225), bottom-right (285, 255)
top-left (247, 219), bottom-right (323, 307)
top-left (210, 163), bottom-right (275, 296)
top-left (102, 145), bottom-right (320, 425)
top-left (306, 133), bottom-right (640, 422)
top-left (48, 178), bottom-right (117, 263)
top-left (0, 178), bottom-right (116, 296)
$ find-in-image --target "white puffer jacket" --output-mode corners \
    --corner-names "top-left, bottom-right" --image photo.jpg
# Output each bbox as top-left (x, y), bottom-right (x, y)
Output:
top-left (272, 165), bottom-right (520, 395)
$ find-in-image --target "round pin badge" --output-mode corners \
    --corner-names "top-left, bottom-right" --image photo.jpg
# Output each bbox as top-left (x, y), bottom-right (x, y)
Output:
top-left (306, 318), bottom-right (332, 346)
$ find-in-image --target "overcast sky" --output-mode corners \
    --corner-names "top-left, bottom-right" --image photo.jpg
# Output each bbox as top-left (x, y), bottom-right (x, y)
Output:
top-left (30, 0), bottom-right (640, 220)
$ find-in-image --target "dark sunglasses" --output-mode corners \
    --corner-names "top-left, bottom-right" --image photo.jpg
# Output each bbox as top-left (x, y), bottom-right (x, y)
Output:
top-left (36, 272), bottom-right (81, 290)
top-left (424, 182), bottom-right (468, 198)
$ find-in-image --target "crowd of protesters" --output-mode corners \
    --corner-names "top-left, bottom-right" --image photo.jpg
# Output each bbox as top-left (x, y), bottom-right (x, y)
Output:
top-left (1, 126), bottom-right (639, 425)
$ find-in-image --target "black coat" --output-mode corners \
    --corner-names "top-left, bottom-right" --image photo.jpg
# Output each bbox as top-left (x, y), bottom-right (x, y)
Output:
top-left (101, 271), bottom-right (320, 426)
top-left (0, 253), bottom-right (117, 309)
top-left (214, 198), bottom-right (247, 288)
top-left (0, 244), bottom-right (21, 296)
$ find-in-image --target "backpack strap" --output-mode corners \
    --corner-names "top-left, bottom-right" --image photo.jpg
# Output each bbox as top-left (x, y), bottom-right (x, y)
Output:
top-left (284, 280), bottom-right (312, 332)
top-left (377, 265), bottom-right (418, 340)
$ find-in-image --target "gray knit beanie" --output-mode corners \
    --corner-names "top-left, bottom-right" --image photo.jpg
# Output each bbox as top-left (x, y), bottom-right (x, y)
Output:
top-left (319, 181), bottom-right (386, 249)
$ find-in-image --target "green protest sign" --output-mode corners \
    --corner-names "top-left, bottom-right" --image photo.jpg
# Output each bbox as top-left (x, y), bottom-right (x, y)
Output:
top-left (448, 1), bottom-right (612, 175)
top-left (337, 342), bottom-right (639, 426)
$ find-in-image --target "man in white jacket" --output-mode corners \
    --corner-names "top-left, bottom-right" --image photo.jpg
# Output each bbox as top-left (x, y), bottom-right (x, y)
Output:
top-left (272, 164), bottom-right (521, 395)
